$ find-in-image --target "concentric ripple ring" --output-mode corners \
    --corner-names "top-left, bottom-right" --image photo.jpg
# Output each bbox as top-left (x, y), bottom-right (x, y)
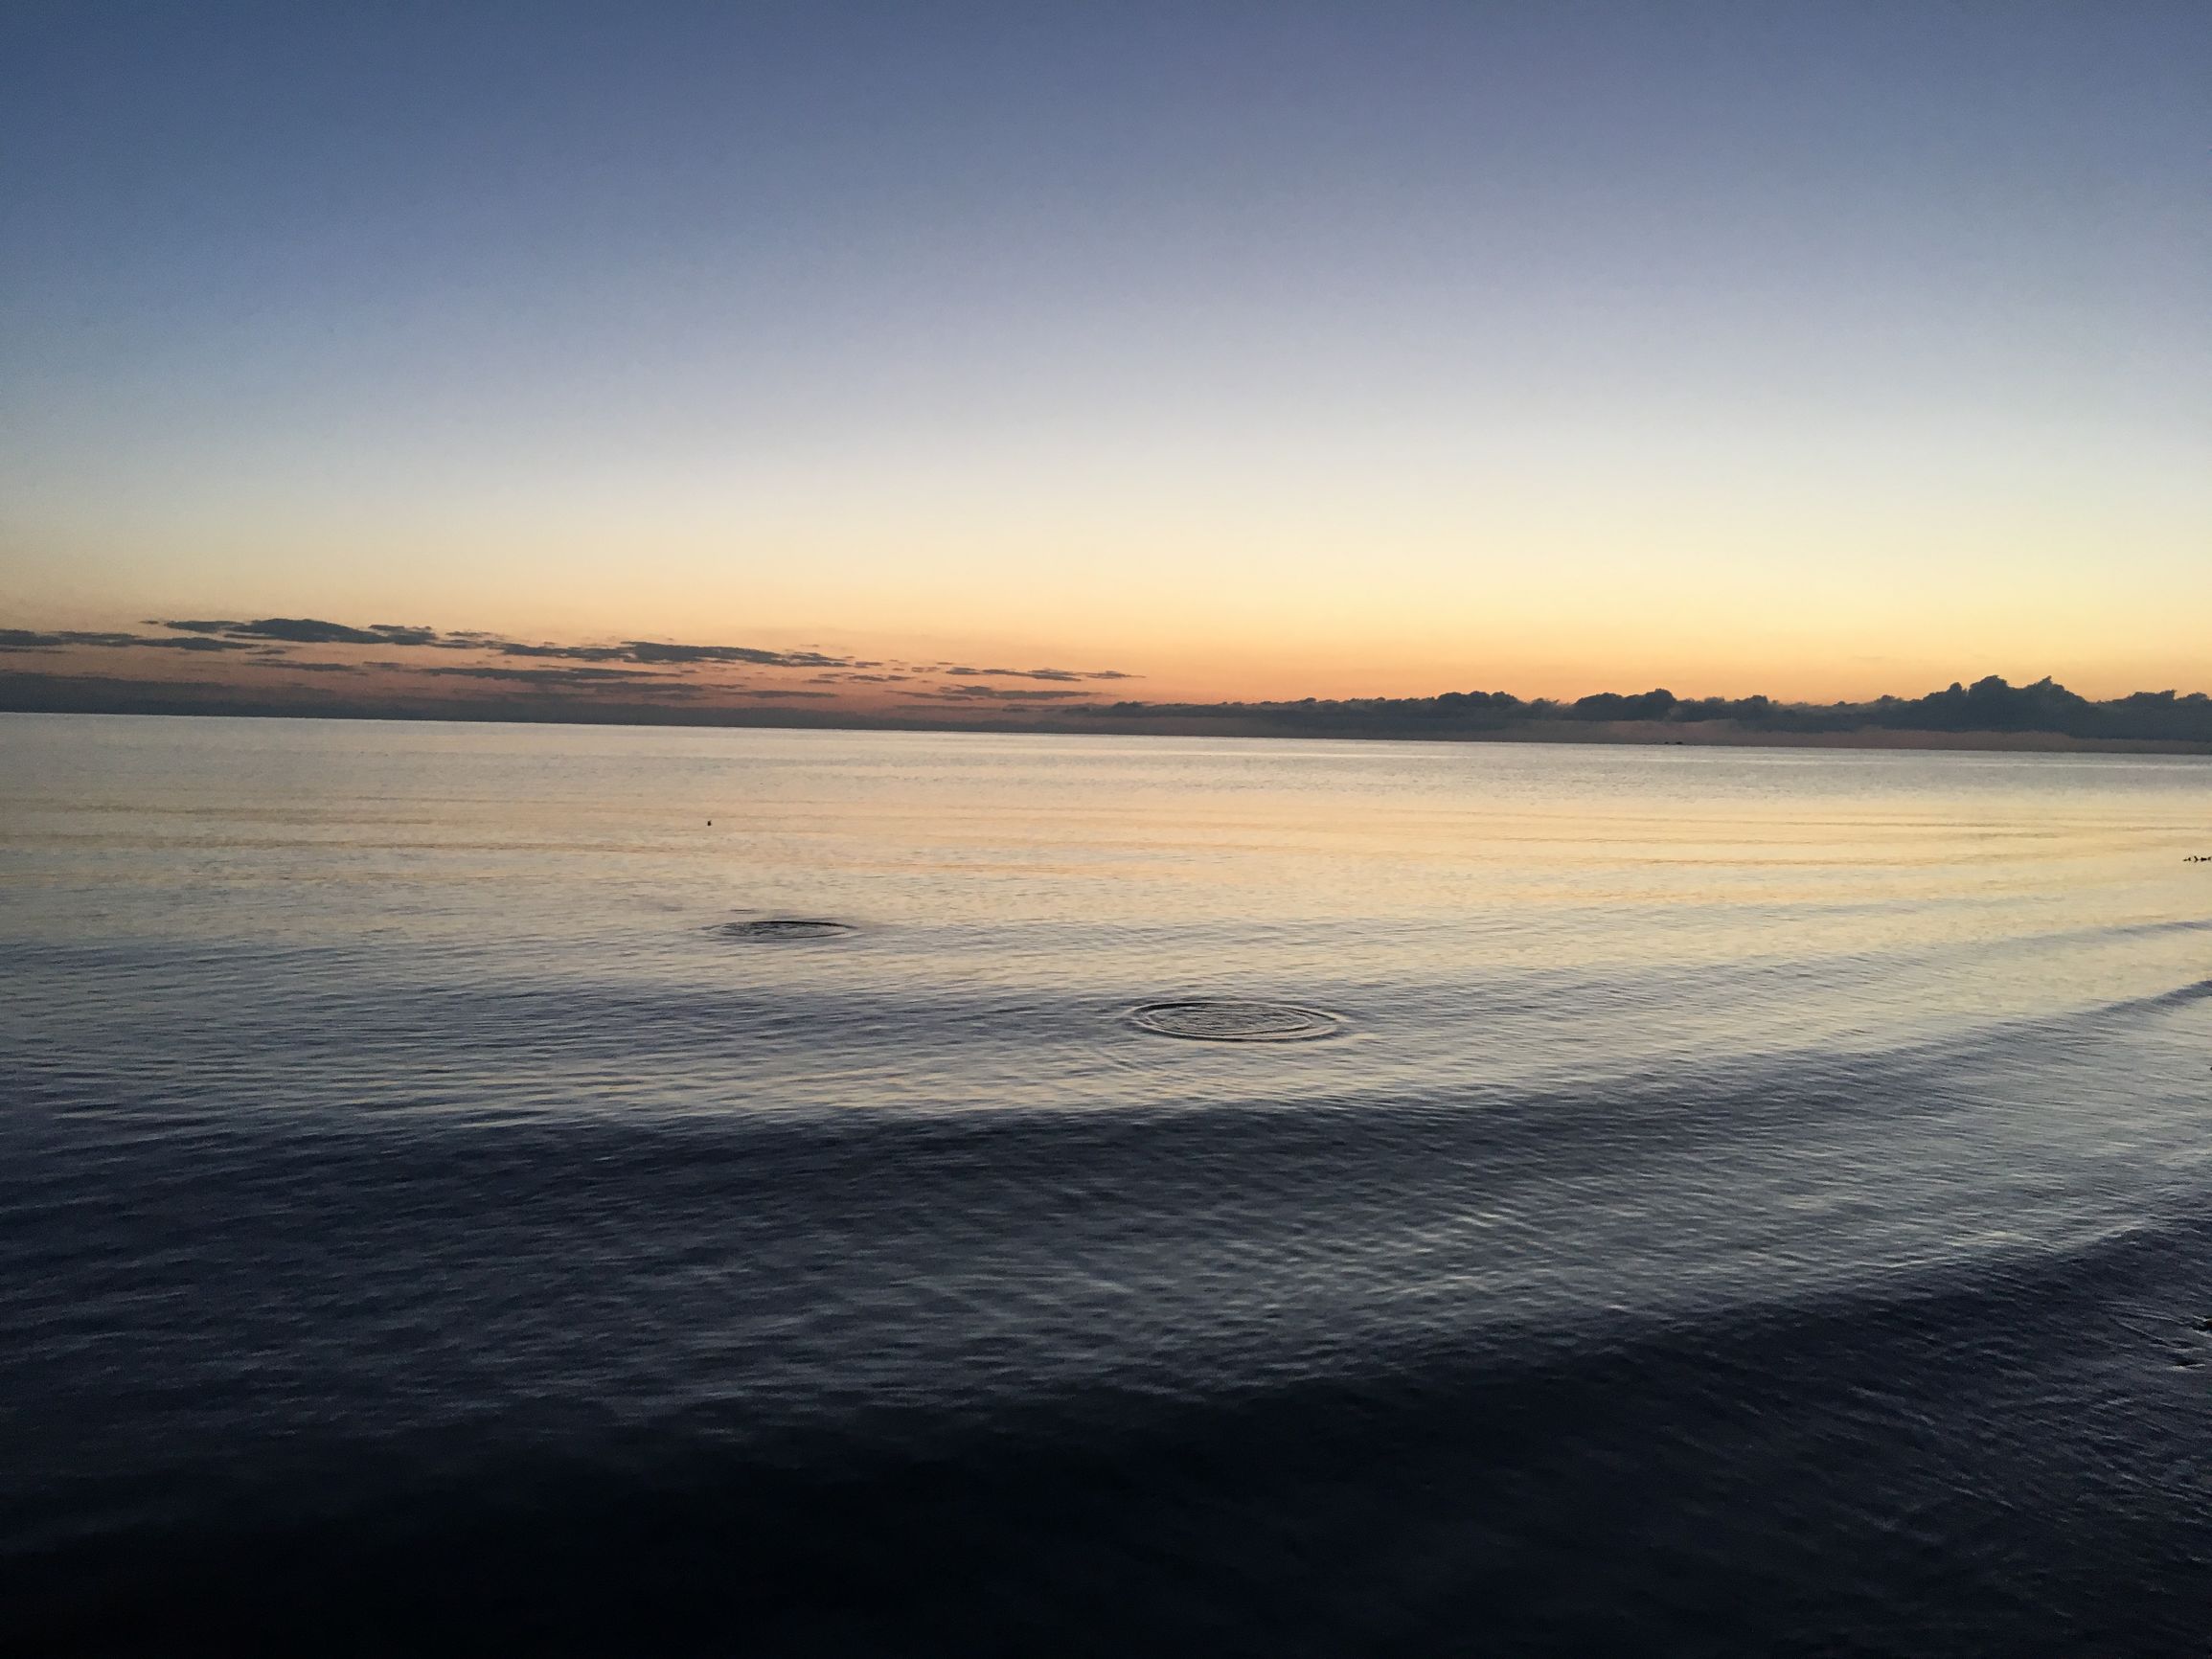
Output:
top-left (713, 919), bottom-right (857, 941)
top-left (1129, 1000), bottom-right (1343, 1043)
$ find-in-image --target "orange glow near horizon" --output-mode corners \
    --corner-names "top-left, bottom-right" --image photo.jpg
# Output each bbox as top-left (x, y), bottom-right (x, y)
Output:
top-left (11, 399), bottom-right (2206, 708)
top-left (9, 598), bottom-right (2208, 713)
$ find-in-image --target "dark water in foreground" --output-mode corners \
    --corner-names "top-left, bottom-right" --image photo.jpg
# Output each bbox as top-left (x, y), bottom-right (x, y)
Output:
top-left (4, 714), bottom-right (2210, 1654)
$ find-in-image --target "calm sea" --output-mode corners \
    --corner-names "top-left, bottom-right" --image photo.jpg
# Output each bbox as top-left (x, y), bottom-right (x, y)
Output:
top-left (4, 713), bottom-right (2210, 1653)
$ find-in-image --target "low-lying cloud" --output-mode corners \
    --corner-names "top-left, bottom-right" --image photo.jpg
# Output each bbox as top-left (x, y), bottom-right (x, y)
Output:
top-left (2, 628), bottom-right (257, 652)
top-left (2, 613), bottom-right (1136, 722)
top-left (124, 618), bottom-right (1135, 687)
top-left (409, 664), bottom-right (677, 686)
top-left (152, 617), bottom-right (865, 668)
top-left (917, 683), bottom-right (1094, 701)
top-left (161, 618), bottom-right (435, 645)
top-left (941, 665), bottom-right (1135, 682)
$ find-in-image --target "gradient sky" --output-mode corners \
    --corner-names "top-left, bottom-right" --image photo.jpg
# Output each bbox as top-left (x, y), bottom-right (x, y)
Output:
top-left (4, 1), bottom-right (2207, 701)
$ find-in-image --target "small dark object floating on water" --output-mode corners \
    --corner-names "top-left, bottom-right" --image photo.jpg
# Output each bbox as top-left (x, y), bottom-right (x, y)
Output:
top-left (713, 919), bottom-right (857, 941)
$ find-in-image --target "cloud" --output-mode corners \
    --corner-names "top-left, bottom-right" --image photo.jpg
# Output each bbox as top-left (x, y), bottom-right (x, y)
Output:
top-left (60, 615), bottom-right (1139, 710)
top-left (473, 637), bottom-right (855, 669)
top-left (941, 665), bottom-right (1136, 682)
top-left (149, 615), bottom-right (835, 667)
top-left (131, 618), bottom-right (1139, 688)
top-left (630, 642), bottom-right (847, 667)
top-left (412, 664), bottom-right (673, 685)
top-left (483, 641), bottom-right (630, 661)
top-left (157, 617), bottom-right (390, 645)
top-left (3, 628), bottom-right (255, 652)
top-left (2, 629), bottom-right (134, 650)
top-left (917, 683), bottom-right (1094, 701)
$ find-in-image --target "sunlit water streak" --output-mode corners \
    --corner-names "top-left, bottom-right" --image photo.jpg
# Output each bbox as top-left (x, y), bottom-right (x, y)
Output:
top-left (3, 714), bottom-right (2210, 1653)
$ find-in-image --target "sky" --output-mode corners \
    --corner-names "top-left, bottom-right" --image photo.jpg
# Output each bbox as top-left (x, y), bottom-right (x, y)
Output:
top-left (3, 0), bottom-right (2207, 706)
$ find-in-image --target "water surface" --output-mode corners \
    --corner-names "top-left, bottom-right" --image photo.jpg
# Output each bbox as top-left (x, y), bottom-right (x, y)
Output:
top-left (4, 714), bottom-right (2209, 1652)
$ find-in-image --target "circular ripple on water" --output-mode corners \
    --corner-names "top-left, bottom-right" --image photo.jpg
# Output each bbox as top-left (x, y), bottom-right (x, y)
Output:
top-left (1129, 1000), bottom-right (1343, 1043)
top-left (713, 918), bottom-right (857, 941)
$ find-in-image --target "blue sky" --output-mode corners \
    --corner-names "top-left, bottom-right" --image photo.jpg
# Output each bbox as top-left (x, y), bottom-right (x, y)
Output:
top-left (4, 1), bottom-right (2206, 697)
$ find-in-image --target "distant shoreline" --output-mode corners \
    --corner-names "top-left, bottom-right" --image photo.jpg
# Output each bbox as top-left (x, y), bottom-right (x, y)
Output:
top-left (3, 677), bottom-right (2206, 757)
